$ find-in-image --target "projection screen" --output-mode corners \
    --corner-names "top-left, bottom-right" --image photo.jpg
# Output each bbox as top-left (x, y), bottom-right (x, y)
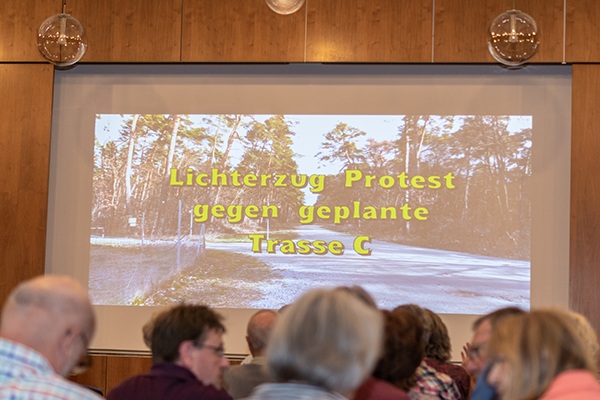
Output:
top-left (46, 64), bottom-right (571, 360)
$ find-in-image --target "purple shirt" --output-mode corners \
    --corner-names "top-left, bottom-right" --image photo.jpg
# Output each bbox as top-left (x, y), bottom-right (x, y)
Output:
top-left (354, 376), bottom-right (411, 400)
top-left (107, 362), bottom-right (232, 400)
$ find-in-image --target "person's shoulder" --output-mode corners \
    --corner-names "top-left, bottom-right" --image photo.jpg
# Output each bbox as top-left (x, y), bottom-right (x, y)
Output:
top-left (106, 373), bottom-right (148, 400)
top-left (354, 376), bottom-right (410, 400)
top-left (180, 381), bottom-right (233, 400)
top-left (0, 374), bottom-right (103, 400)
top-left (540, 370), bottom-right (600, 400)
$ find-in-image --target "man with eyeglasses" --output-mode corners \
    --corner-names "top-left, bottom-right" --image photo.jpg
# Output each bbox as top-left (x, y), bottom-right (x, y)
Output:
top-left (0, 275), bottom-right (101, 399)
top-left (463, 307), bottom-right (523, 400)
top-left (107, 304), bottom-right (232, 400)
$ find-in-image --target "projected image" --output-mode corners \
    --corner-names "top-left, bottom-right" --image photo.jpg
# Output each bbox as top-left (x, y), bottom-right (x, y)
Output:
top-left (90, 114), bottom-right (531, 312)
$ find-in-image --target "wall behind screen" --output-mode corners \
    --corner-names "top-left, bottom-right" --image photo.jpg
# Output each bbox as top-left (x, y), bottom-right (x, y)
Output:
top-left (46, 64), bottom-right (571, 360)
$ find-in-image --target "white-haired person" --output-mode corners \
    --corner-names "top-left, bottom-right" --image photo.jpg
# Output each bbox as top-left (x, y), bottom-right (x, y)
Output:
top-left (243, 288), bottom-right (383, 400)
top-left (0, 275), bottom-right (101, 399)
top-left (486, 309), bottom-right (600, 400)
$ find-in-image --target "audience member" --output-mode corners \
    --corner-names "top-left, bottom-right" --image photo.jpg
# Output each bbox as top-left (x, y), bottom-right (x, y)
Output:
top-left (464, 307), bottom-right (524, 400)
top-left (223, 310), bottom-right (277, 398)
top-left (423, 308), bottom-right (471, 399)
top-left (557, 309), bottom-right (600, 369)
top-left (107, 304), bottom-right (232, 400)
top-left (333, 286), bottom-right (413, 400)
top-left (360, 309), bottom-right (421, 400)
top-left (394, 304), bottom-right (461, 400)
top-left (487, 309), bottom-right (600, 400)
top-left (245, 288), bottom-right (383, 400)
top-left (239, 304), bottom-right (290, 366)
top-left (0, 275), bottom-right (101, 400)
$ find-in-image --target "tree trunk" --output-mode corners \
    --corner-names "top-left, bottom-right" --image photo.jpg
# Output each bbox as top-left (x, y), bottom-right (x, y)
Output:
top-left (155, 115), bottom-right (182, 235)
top-left (125, 114), bottom-right (140, 215)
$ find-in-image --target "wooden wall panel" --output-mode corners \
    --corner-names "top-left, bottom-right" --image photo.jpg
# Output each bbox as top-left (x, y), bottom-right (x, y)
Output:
top-left (570, 64), bottom-right (600, 336)
top-left (71, 354), bottom-right (240, 396)
top-left (434, 0), bottom-right (505, 62)
top-left (566, 0), bottom-right (600, 62)
top-left (0, 64), bottom-right (54, 308)
top-left (105, 356), bottom-right (153, 395)
top-left (435, 0), bottom-right (562, 63)
top-left (306, 0), bottom-right (432, 62)
top-left (182, 0), bottom-right (305, 62)
top-left (70, 0), bottom-right (182, 62)
top-left (69, 355), bottom-right (108, 396)
top-left (0, 0), bottom-right (61, 62)
top-left (517, 0), bottom-right (563, 63)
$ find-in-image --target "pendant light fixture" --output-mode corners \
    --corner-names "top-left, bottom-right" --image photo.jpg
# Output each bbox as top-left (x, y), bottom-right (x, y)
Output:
top-left (488, 1), bottom-right (539, 67)
top-left (264, 0), bottom-right (306, 15)
top-left (37, 0), bottom-right (88, 67)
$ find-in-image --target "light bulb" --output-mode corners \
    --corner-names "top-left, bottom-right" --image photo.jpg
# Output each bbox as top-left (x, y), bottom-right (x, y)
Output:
top-left (57, 15), bottom-right (67, 46)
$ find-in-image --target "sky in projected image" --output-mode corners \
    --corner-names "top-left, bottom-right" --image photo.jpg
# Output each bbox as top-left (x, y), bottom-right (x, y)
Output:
top-left (91, 113), bottom-right (532, 312)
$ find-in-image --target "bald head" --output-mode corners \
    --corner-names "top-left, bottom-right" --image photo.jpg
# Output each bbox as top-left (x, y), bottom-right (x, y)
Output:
top-left (246, 310), bottom-right (277, 357)
top-left (0, 275), bottom-right (95, 376)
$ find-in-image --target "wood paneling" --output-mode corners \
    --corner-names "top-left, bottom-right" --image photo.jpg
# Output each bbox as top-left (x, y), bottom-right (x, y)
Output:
top-left (0, 0), bottom-right (61, 62)
top-left (105, 356), bottom-right (153, 395)
top-left (306, 0), bottom-right (432, 62)
top-left (70, 0), bottom-right (182, 62)
top-left (517, 0), bottom-right (563, 63)
top-left (434, 0), bottom-right (510, 62)
top-left (182, 0), bottom-right (305, 62)
top-left (70, 354), bottom-right (240, 396)
top-left (69, 355), bottom-right (108, 396)
top-left (1, 2), bottom-right (600, 376)
top-left (0, 64), bottom-right (54, 308)
top-left (434, 0), bottom-right (562, 63)
top-left (566, 0), bottom-right (600, 62)
top-left (570, 64), bottom-right (600, 337)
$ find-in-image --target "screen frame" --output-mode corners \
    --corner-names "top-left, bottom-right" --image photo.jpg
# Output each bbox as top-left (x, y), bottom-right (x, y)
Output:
top-left (46, 64), bottom-right (571, 360)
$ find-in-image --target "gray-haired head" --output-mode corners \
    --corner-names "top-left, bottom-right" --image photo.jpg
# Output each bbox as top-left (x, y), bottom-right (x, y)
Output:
top-left (0, 275), bottom-right (95, 377)
top-left (266, 288), bottom-right (383, 396)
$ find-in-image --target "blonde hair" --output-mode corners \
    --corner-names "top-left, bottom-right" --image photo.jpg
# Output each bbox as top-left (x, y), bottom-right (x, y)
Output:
top-left (556, 309), bottom-right (600, 365)
top-left (488, 309), bottom-right (596, 400)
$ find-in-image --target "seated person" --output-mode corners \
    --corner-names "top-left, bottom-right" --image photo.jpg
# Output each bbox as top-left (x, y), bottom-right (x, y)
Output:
top-left (487, 309), bottom-right (600, 400)
top-left (463, 307), bottom-right (524, 400)
top-left (107, 304), bottom-right (232, 400)
top-left (395, 304), bottom-right (461, 400)
top-left (423, 308), bottom-right (471, 399)
top-left (333, 285), bottom-right (414, 400)
top-left (245, 288), bottom-right (383, 400)
top-left (0, 275), bottom-right (102, 400)
top-left (223, 310), bottom-right (277, 398)
top-left (355, 309), bottom-right (418, 400)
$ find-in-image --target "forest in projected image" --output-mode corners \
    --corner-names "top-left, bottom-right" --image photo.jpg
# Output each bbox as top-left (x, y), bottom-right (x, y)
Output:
top-left (90, 113), bottom-right (531, 312)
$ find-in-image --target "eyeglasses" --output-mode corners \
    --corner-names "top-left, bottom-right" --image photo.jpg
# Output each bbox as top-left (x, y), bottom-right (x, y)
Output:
top-left (190, 340), bottom-right (225, 357)
top-left (468, 343), bottom-right (486, 359)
